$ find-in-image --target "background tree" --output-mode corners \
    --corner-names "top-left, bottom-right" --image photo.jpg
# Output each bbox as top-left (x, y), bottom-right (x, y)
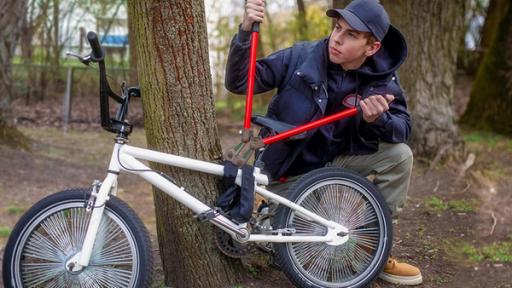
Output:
top-left (381, 0), bottom-right (469, 158)
top-left (127, 1), bottom-right (241, 287)
top-left (478, 0), bottom-right (509, 52)
top-left (460, 1), bottom-right (512, 135)
top-left (20, 0), bottom-right (46, 104)
top-left (296, 0), bottom-right (308, 40)
top-left (332, 0), bottom-right (351, 9)
top-left (0, 0), bottom-right (30, 149)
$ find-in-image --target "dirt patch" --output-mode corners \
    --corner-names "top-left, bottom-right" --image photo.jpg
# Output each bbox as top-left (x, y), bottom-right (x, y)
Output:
top-left (1, 98), bottom-right (511, 287)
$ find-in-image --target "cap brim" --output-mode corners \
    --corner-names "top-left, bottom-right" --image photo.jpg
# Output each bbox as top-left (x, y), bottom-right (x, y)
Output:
top-left (326, 8), bottom-right (371, 33)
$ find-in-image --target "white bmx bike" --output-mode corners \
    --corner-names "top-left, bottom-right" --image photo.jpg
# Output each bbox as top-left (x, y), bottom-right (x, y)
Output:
top-left (2, 30), bottom-right (392, 288)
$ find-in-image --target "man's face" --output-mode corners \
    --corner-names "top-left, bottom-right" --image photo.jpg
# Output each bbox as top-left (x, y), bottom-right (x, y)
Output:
top-left (328, 18), bottom-right (380, 69)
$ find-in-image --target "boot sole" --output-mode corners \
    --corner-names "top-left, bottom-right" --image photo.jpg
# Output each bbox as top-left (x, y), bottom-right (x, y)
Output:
top-left (378, 272), bottom-right (423, 286)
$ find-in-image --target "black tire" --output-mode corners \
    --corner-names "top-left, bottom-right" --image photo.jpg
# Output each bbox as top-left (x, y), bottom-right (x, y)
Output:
top-left (2, 188), bottom-right (153, 288)
top-left (273, 167), bottom-right (392, 288)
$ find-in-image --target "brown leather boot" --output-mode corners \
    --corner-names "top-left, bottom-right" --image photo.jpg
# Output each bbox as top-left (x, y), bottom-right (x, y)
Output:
top-left (378, 257), bottom-right (423, 285)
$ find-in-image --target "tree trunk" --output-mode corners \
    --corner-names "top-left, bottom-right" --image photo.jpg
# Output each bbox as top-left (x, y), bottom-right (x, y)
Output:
top-left (460, 1), bottom-right (512, 135)
top-left (0, 115), bottom-right (30, 150)
top-left (0, 0), bottom-right (30, 149)
top-left (0, 0), bottom-right (28, 103)
top-left (127, 1), bottom-right (241, 287)
top-left (331, 0), bottom-right (351, 28)
top-left (479, 0), bottom-right (509, 51)
top-left (20, 0), bottom-right (43, 105)
top-left (51, 0), bottom-right (60, 83)
top-left (127, 15), bottom-right (138, 85)
top-left (38, 0), bottom-right (50, 102)
top-left (332, 0), bottom-right (351, 9)
top-left (296, 0), bottom-right (308, 41)
top-left (264, 7), bottom-right (277, 52)
top-left (381, 0), bottom-right (468, 158)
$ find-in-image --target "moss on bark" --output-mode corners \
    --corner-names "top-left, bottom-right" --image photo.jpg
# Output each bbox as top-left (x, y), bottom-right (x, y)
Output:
top-left (461, 2), bottom-right (512, 135)
top-left (0, 118), bottom-right (30, 151)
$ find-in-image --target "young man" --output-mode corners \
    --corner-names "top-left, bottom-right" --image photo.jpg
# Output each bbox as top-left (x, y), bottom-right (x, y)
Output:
top-left (225, 0), bottom-right (422, 285)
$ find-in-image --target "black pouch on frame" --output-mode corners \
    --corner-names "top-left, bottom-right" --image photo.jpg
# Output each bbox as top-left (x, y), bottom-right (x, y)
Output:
top-left (216, 161), bottom-right (255, 223)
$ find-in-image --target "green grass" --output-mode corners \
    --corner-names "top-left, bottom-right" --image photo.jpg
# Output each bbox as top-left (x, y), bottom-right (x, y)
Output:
top-left (458, 241), bottom-right (485, 262)
top-left (433, 275), bottom-right (449, 285)
top-left (447, 199), bottom-right (478, 213)
top-left (425, 196), bottom-right (477, 214)
top-left (462, 129), bottom-right (512, 153)
top-left (425, 196), bottom-right (447, 213)
top-left (247, 265), bottom-right (261, 278)
top-left (0, 226), bottom-right (12, 237)
top-left (6, 205), bottom-right (24, 215)
top-left (447, 238), bottom-right (512, 263)
top-left (482, 161), bottom-right (508, 181)
top-left (463, 131), bottom-right (501, 148)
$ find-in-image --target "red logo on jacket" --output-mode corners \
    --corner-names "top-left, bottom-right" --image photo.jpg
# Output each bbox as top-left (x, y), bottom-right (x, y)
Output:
top-left (342, 93), bottom-right (362, 108)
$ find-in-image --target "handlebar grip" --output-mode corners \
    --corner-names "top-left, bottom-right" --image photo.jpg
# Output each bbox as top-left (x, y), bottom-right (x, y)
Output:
top-left (87, 31), bottom-right (104, 61)
top-left (252, 22), bottom-right (260, 33)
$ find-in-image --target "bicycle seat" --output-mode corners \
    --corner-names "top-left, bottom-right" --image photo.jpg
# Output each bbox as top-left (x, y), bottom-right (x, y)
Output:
top-left (251, 115), bottom-right (307, 140)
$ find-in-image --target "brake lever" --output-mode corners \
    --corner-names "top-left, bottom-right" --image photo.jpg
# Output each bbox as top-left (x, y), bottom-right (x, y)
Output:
top-left (65, 51), bottom-right (92, 66)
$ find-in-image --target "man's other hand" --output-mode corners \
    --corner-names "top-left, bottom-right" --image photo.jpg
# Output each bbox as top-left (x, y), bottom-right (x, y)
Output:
top-left (360, 94), bottom-right (394, 123)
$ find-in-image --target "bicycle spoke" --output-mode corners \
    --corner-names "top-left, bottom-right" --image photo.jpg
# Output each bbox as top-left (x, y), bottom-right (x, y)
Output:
top-left (285, 178), bottom-right (386, 286)
top-left (307, 245), bottom-right (331, 281)
top-left (21, 262), bottom-right (64, 287)
top-left (291, 214), bottom-right (327, 234)
top-left (301, 191), bottom-right (330, 219)
top-left (17, 204), bottom-right (137, 287)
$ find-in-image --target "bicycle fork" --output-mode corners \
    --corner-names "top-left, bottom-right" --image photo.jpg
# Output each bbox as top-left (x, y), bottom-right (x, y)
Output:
top-left (66, 149), bottom-right (121, 272)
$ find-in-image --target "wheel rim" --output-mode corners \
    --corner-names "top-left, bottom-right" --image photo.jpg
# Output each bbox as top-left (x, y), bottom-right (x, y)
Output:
top-left (13, 201), bottom-right (139, 287)
top-left (286, 178), bottom-right (387, 287)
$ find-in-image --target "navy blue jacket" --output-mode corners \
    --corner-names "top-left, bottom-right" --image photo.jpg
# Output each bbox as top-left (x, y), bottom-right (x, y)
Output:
top-left (225, 25), bottom-right (410, 180)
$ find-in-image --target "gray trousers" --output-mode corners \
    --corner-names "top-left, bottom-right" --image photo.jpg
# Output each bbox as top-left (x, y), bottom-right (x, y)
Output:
top-left (266, 143), bottom-right (413, 216)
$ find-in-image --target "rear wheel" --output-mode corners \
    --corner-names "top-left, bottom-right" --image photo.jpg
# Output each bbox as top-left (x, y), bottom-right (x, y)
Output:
top-left (2, 188), bottom-right (153, 287)
top-left (273, 167), bottom-right (392, 288)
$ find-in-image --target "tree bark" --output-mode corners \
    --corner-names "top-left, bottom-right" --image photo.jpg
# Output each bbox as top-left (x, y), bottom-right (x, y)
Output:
top-left (20, 0), bottom-right (44, 105)
top-left (479, 0), bottom-right (509, 51)
top-left (127, 1), bottom-right (241, 287)
top-left (52, 0), bottom-right (59, 70)
top-left (332, 0), bottom-right (351, 9)
top-left (38, 0), bottom-right (50, 102)
top-left (460, 1), bottom-right (512, 135)
top-left (127, 15), bottom-right (138, 85)
top-left (296, 0), bottom-right (308, 41)
top-left (381, 0), bottom-right (468, 157)
top-left (0, 0), bottom-right (30, 149)
top-left (0, 0), bottom-right (28, 104)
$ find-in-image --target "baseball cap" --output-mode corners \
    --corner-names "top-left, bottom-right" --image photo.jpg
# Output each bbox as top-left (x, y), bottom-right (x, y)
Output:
top-left (326, 0), bottom-right (390, 41)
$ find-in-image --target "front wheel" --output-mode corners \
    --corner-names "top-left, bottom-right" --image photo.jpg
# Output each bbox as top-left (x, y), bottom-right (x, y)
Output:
top-left (273, 167), bottom-right (392, 288)
top-left (2, 188), bottom-right (153, 287)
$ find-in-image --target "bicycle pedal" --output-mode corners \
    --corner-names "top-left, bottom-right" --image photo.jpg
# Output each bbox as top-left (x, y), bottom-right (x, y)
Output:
top-left (195, 208), bottom-right (221, 222)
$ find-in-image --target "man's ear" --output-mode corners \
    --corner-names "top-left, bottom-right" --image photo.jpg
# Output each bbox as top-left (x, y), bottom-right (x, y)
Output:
top-left (366, 42), bottom-right (382, 57)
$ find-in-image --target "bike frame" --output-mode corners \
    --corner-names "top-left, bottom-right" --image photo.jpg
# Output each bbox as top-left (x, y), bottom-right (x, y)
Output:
top-left (74, 28), bottom-right (359, 269)
top-left (76, 142), bottom-right (350, 267)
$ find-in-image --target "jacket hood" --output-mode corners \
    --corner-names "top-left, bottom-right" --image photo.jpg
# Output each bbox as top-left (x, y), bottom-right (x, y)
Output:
top-left (297, 24), bottom-right (407, 85)
top-left (356, 25), bottom-right (408, 77)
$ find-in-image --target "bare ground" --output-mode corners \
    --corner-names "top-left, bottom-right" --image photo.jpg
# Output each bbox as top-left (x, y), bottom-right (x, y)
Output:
top-left (1, 77), bottom-right (512, 287)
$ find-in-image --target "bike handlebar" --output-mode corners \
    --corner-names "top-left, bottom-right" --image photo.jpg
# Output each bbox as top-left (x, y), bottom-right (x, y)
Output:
top-left (87, 31), bottom-right (104, 61)
top-left (84, 30), bottom-right (133, 135)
